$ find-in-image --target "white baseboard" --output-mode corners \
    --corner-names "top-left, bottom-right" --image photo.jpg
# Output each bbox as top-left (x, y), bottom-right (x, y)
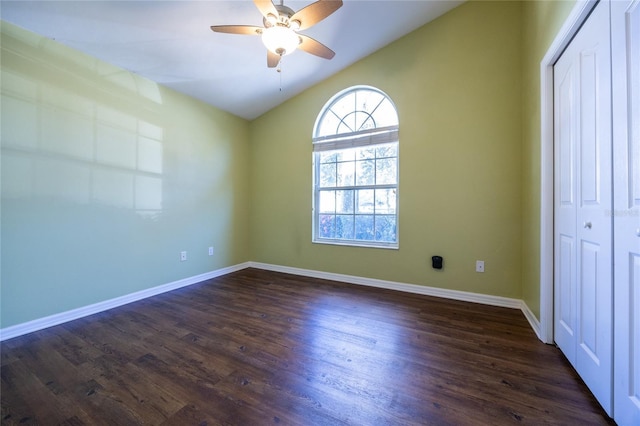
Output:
top-left (1, 261), bottom-right (541, 342)
top-left (249, 262), bottom-right (524, 310)
top-left (0, 262), bottom-right (251, 342)
top-left (520, 301), bottom-right (542, 341)
top-left (251, 263), bottom-right (543, 336)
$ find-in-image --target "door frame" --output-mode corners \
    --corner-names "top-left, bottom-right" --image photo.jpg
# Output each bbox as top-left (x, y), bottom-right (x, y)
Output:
top-left (539, 0), bottom-right (598, 344)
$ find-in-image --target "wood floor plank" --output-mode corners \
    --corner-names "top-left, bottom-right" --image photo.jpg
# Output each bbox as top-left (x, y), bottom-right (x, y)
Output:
top-left (1, 268), bottom-right (615, 425)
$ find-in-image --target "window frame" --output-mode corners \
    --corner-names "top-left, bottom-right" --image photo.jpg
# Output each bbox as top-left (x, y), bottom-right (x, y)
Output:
top-left (312, 86), bottom-right (399, 249)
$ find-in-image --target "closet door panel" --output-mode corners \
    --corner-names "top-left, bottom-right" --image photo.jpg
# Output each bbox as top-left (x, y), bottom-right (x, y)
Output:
top-left (555, 50), bottom-right (578, 367)
top-left (554, 0), bottom-right (612, 415)
top-left (613, 0), bottom-right (640, 424)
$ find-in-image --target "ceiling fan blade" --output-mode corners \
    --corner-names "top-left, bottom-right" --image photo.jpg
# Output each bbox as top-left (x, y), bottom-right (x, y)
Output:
top-left (267, 50), bottom-right (280, 68)
top-left (298, 34), bottom-right (335, 60)
top-left (210, 25), bottom-right (263, 35)
top-left (291, 0), bottom-right (343, 30)
top-left (253, 0), bottom-right (278, 19)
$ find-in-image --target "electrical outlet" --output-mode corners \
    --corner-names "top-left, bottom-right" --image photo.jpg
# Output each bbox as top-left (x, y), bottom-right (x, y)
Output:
top-left (208, 246), bottom-right (214, 256)
top-left (180, 251), bottom-right (187, 261)
top-left (476, 260), bottom-right (485, 273)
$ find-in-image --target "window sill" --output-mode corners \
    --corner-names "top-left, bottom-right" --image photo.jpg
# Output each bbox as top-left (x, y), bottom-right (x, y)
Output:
top-left (312, 239), bottom-right (399, 250)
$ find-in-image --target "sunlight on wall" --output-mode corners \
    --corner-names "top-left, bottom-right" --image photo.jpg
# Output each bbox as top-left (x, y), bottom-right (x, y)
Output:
top-left (2, 68), bottom-right (165, 218)
top-left (0, 21), bottom-right (251, 329)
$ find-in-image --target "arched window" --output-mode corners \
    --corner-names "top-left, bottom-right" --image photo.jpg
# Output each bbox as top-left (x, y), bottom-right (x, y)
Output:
top-left (312, 86), bottom-right (399, 248)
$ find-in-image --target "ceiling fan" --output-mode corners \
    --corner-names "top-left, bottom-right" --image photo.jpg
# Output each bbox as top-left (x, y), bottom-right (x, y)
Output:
top-left (211, 0), bottom-right (343, 68)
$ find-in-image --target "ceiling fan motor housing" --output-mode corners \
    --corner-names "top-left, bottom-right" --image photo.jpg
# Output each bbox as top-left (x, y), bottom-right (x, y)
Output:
top-left (264, 4), bottom-right (300, 30)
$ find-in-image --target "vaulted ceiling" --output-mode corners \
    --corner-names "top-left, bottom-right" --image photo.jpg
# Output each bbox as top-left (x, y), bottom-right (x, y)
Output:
top-left (1, 1), bottom-right (464, 119)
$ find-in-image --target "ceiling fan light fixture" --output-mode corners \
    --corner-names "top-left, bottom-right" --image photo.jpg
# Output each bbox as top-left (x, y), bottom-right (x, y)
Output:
top-left (261, 26), bottom-right (300, 56)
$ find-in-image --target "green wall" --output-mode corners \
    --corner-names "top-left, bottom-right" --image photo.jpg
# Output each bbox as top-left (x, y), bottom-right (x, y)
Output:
top-left (0, 22), bottom-right (251, 328)
top-left (1, 1), bottom-right (580, 330)
top-left (520, 0), bottom-right (575, 318)
top-left (249, 1), bottom-right (523, 298)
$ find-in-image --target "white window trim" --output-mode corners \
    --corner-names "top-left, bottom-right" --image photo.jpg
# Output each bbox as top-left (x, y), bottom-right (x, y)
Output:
top-left (313, 125), bottom-right (399, 151)
top-left (312, 86), bottom-right (399, 249)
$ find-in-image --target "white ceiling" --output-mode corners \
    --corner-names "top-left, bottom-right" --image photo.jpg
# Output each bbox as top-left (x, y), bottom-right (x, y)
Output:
top-left (1, 0), bottom-right (463, 120)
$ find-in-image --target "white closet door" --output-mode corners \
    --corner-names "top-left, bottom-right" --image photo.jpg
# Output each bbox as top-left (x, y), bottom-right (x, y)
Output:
top-left (554, 33), bottom-right (579, 367)
top-left (554, 0), bottom-right (613, 415)
top-left (613, 0), bottom-right (640, 424)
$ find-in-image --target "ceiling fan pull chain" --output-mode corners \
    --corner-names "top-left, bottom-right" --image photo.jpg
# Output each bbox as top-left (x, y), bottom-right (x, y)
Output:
top-left (277, 56), bottom-right (283, 91)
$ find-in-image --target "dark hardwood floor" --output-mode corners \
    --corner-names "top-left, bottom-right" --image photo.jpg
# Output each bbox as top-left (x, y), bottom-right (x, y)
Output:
top-left (1, 268), bottom-right (614, 425)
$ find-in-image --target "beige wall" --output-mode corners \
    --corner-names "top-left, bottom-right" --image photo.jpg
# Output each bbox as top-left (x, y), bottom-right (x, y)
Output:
top-left (249, 1), bottom-right (524, 298)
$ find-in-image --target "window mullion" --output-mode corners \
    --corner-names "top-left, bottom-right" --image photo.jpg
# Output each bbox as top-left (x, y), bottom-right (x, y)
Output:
top-left (318, 184), bottom-right (396, 191)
